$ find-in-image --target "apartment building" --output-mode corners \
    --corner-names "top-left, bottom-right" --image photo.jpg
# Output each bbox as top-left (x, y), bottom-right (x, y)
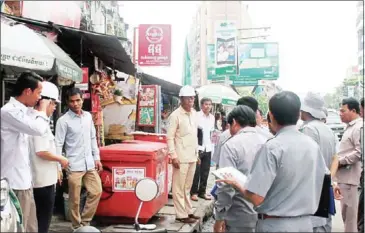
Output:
top-left (185, 1), bottom-right (254, 87)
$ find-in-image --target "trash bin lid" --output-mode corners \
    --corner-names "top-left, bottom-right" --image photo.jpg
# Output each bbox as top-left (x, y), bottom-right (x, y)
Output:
top-left (100, 140), bottom-right (167, 159)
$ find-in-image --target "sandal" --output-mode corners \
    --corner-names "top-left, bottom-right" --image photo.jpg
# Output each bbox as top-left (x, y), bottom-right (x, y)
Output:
top-left (190, 194), bottom-right (199, 201)
top-left (198, 194), bottom-right (212, 200)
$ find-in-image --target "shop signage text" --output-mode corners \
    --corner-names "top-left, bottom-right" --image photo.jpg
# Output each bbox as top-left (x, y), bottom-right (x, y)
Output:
top-left (138, 24), bottom-right (171, 66)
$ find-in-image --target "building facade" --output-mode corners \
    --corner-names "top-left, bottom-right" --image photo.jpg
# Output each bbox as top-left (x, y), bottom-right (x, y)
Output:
top-left (357, 1), bottom-right (364, 76)
top-left (79, 1), bottom-right (132, 57)
top-left (184, 1), bottom-right (254, 87)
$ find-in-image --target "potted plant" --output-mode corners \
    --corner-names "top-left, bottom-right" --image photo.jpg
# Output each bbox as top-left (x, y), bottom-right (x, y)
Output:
top-left (114, 89), bottom-right (123, 102)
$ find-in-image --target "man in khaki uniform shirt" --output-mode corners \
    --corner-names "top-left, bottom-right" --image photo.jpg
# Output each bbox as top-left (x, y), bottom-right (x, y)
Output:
top-left (167, 85), bottom-right (200, 224)
top-left (337, 97), bottom-right (363, 232)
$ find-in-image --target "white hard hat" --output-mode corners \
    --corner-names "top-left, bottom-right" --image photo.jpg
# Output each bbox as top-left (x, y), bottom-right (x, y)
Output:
top-left (41, 81), bottom-right (61, 103)
top-left (179, 85), bottom-right (196, 97)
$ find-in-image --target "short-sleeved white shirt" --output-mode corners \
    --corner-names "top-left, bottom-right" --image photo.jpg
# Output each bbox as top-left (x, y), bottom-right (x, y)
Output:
top-left (29, 126), bottom-right (59, 188)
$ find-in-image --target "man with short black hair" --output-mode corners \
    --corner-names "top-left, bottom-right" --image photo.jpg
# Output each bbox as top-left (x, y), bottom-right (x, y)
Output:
top-left (1, 71), bottom-right (51, 232)
top-left (358, 97), bottom-right (364, 233)
top-left (214, 105), bottom-right (266, 232)
top-left (337, 97), bottom-right (362, 232)
top-left (55, 87), bottom-right (102, 230)
top-left (191, 97), bottom-right (215, 201)
top-left (212, 96), bottom-right (272, 167)
top-left (218, 91), bottom-right (326, 232)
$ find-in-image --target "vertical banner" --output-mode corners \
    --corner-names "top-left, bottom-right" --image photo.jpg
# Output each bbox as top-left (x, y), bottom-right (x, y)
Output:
top-left (207, 44), bottom-right (225, 81)
top-left (137, 85), bottom-right (157, 127)
top-left (214, 20), bottom-right (237, 75)
top-left (138, 24), bottom-right (171, 66)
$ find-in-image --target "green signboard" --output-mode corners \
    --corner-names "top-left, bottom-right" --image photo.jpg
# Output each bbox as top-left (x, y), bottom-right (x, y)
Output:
top-left (231, 78), bottom-right (259, 86)
top-left (238, 42), bottom-right (279, 79)
top-left (207, 44), bottom-right (226, 81)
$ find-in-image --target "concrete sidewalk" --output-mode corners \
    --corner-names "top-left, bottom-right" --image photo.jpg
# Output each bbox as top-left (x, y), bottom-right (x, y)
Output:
top-left (50, 169), bottom-right (216, 232)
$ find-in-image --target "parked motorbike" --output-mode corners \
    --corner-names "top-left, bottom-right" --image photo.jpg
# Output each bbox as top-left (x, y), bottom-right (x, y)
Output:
top-left (0, 178), bottom-right (24, 232)
top-left (114, 178), bottom-right (167, 233)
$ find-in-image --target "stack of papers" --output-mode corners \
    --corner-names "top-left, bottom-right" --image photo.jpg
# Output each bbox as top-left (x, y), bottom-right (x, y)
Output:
top-left (212, 166), bottom-right (248, 188)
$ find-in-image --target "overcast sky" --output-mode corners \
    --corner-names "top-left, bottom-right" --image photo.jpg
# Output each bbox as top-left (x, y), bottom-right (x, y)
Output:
top-left (120, 1), bottom-right (358, 95)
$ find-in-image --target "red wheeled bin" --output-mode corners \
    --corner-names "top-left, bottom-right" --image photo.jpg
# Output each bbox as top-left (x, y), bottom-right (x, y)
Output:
top-left (96, 140), bottom-right (169, 223)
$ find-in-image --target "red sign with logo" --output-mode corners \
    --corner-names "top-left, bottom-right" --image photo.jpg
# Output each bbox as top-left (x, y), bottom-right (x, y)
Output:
top-left (138, 24), bottom-right (171, 66)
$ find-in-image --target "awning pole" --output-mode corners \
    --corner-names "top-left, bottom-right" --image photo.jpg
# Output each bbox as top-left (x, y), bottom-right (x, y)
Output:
top-left (80, 36), bottom-right (83, 67)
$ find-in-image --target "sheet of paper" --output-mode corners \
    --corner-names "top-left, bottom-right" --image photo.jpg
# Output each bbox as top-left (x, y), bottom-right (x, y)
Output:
top-left (212, 166), bottom-right (248, 187)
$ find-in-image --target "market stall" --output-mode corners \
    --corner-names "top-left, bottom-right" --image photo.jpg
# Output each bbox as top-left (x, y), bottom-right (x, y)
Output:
top-left (2, 12), bottom-right (179, 224)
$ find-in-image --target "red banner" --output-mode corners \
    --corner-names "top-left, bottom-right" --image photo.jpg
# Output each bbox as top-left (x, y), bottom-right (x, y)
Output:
top-left (138, 24), bottom-right (171, 66)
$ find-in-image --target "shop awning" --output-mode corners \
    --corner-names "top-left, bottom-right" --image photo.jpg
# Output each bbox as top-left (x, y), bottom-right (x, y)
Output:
top-left (139, 73), bottom-right (181, 96)
top-left (56, 28), bottom-right (136, 76)
top-left (1, 13), bottom-right (136, 76)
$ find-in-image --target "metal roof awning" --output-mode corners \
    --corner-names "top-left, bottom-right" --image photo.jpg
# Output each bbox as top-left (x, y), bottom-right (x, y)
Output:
top-left (139, 72), bottom-right (181, 96)
top-left (1, 13), bottom-right (136, 76)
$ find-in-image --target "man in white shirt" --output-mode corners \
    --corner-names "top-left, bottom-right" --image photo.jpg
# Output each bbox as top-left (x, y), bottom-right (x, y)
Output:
top-left (1, 71), bottom-right (51, 232)
top-left (191, 97), bottom-right (215, 201)
top-left (29, 81), bottom-right (69, 233)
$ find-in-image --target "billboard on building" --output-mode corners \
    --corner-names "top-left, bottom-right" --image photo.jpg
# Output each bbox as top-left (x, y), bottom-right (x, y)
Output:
top-left (238, 42), bottom-right (279, 80)
top-left (138, 24), bottom-right (171, 66)
top-left (21, 1), bottom-right (81, 29)
top-left (214, 20), bottom-right (237, 75)
top-left (207, 44), bottom-right (224, 82)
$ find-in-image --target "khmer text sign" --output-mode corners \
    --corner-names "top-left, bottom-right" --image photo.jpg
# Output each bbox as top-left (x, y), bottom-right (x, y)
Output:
top-left (138, 24), bottom-right (171, 66)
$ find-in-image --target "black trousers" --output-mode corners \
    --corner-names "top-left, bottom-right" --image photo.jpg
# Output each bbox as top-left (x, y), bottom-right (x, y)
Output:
top-left (191, 151), bottom-right (211, 196)
top-left (33, 184), bottom-right (56, 233)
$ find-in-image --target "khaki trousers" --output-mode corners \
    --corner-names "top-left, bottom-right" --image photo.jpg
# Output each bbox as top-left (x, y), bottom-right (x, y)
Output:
top-left (13, 189), bottom-right (38, 232)
top-left (68, 170), bottom-right (102, 228)
top-left (339, 183), bottom-right (359, 232)
top-left (172, 162), bottom-right (196, 219)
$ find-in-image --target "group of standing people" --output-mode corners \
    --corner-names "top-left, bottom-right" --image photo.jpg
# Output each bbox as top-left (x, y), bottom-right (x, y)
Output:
top-left (166, 84), bottom-right (363, 232)
top-left (1, 71), bottom-right (103, 232)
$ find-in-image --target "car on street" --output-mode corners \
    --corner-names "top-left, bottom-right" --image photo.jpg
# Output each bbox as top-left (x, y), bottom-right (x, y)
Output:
top-left (326, 109), bottom-right (346, 141)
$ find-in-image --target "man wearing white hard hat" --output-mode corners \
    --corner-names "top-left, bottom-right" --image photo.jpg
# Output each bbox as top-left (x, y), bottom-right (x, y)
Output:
top-left (167, 85), bottom-right (200, 224)
top-left (29, 81), bottom-right (69, 233)
top-left (299, 92), bottom-right (340, 232)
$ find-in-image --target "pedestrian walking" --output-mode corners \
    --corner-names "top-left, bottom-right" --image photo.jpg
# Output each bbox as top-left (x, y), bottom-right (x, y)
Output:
top-left (336, 97), bottom-right (362, 232)
top-left (214, 105), bottom-right (266, 233)
top-left (55, 88), bottom-right (102, 230)
top-left (217, 91), bottom-right (327, 232)
top-left (191, 97), bottom-right (215, 201)
top-left (167, 85), bottom-right (200, 224)
top-left (358, 97), bottom-right (364, 233)
top-left (29, 81), bottom-right (69, 233)
top-left (1, 71), bottom-right (51, 232)
top-left (300, 92), bottom-right (341, 232)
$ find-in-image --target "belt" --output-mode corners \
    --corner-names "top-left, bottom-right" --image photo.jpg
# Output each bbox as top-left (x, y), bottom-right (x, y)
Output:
top-left (258, 214), bottom-right (284, 220)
